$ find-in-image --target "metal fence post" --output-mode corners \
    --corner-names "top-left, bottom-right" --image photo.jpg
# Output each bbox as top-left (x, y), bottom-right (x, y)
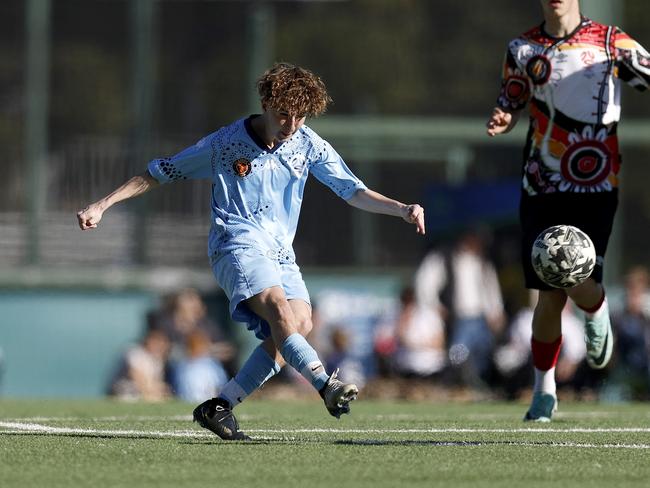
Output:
top-left (24, 0), bottom-right (51, 266)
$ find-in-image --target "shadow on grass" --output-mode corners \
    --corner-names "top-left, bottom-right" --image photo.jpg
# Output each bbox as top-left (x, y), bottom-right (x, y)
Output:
top-left (180, 438), bottom-right (576, 448)
top-left (336, 439), bottom-right (498, 446)
top-left (0, 432), bottom-right (595, 449)
top-left (332, 439), bottom-right (590, 447)
top-left (0, 433), bottom-right (313, 445)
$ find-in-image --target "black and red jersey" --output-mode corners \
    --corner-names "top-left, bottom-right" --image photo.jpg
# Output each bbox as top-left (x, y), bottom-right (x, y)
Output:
top-left (497, 17), bottom-right (650, 195)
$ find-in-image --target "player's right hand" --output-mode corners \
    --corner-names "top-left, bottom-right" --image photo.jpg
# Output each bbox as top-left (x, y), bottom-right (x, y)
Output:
top-left (77, 204), bottom-right (103, 230)
top-left (486, 107), bottom-right (514, 137)
top-left (402, 204), bottom-right (425, 235)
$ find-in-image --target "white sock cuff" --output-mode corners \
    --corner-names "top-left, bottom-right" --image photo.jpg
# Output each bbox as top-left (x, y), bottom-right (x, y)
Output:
top-left (534, 366), bottom-right (556, 395)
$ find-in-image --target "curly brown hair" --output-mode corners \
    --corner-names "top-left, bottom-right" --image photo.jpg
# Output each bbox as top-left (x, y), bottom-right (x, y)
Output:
top-left (257, 62), bottom-right (332, 118)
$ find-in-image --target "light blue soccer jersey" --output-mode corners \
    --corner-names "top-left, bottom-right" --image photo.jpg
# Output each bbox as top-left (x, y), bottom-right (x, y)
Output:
top-left (147, 116), bottom-right (367, 263)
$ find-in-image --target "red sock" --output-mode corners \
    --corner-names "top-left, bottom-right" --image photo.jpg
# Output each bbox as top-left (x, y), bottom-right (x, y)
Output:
top-left (531, 335), bottom-right (563, 371)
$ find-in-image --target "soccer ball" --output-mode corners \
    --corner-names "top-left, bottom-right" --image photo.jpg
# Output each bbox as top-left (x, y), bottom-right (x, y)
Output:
top-left (531, 225), bottom-right (596, 288)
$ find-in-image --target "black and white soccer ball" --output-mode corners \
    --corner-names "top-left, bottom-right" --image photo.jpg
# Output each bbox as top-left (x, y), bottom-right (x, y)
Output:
top-left (531, 225), bottom-right (596, 288)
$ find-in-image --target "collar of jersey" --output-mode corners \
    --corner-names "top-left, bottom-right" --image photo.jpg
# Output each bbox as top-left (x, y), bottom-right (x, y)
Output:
top-left (244, 115), bottom-right (285, 154)
top-left (540, 15), bottom-right (591, 43)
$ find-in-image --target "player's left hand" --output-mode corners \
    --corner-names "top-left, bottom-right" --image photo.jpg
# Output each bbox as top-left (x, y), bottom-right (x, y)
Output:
top-left (402, 204), bottom-right (425, 235)
top-left (486, 107), bottom-right (519, 136)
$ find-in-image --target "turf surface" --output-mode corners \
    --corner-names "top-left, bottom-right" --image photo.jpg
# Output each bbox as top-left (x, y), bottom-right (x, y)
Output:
top-left (1, 398), bottom-right (649, 487)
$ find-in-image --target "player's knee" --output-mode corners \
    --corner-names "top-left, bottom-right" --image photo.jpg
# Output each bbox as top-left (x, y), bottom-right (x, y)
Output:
top-left (265, 295), bottom-right (293, 321)
top-left (567, 277), bottom-right (602, 298)
top-left (295, 316), bottom-right (313, 336)
top-left (537, 289), bottom-right (567, 313)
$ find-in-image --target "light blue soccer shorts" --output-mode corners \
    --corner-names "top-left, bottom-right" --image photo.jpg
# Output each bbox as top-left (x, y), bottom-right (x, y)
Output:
top-left (211, 246), bottom-right (311, 340)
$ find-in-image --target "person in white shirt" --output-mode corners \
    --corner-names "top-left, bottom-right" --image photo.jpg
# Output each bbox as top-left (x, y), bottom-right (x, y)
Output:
top-left (414, 228), bottom-right (505, 387)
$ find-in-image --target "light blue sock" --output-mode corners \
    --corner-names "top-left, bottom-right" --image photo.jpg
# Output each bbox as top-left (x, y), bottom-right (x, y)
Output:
top-left (280, 333), bottom-right (329, 391)
top-left (219, 345), bottom-right (281, 407)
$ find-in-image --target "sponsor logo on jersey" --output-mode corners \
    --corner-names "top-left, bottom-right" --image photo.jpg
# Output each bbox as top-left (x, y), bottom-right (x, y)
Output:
top-left (262, 159), bottom-right (281, 171)
top-left (232, 158), bottom-right (252, 177)
top-left (581, 51), bottom-right (596, 66)
top-left (289, 154), bottom-right (307, 177)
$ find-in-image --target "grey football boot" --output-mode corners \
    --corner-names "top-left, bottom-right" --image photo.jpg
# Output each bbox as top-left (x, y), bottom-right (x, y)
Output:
top-left (319, 369), bottom-right (359, 419)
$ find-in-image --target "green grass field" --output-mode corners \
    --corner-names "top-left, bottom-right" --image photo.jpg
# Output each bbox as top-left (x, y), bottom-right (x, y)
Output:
top-left (1, 398), bottom-right (649, 488)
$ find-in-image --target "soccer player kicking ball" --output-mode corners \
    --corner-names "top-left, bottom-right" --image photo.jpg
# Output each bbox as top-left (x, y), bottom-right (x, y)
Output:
top-left (486, 0), bottom-right (650, 421)
top-left (78, 62), bottom-right (425, 440)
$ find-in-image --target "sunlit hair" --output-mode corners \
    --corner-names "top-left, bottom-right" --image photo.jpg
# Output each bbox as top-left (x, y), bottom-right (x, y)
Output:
top-left (257, 62), bottom-right (332, 118)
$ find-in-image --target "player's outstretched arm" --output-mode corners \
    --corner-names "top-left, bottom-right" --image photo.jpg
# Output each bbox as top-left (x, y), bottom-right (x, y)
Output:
top-left (77, 171), bottom-right (160, 230)
top-left (486, 107), bottom-right (521, 137)
top-left (346, 189), bottom-right (425, 235)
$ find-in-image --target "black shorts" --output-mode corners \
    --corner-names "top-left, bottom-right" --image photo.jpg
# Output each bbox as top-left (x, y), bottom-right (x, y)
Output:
top-left (520, 190), bottom-right (618, 290)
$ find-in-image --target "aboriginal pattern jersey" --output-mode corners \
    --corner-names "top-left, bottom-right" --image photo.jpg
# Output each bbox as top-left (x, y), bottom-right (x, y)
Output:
top-left (497, 17), bottom-right (650, 195)
top-left (147, 116), bottom-right (367, 262)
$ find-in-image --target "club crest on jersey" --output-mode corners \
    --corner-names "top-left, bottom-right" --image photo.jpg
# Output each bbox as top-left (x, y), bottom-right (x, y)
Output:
top-left (232, 158), bottom-right (252, 177)
top-left (526, 55), bottom-right (552, 85)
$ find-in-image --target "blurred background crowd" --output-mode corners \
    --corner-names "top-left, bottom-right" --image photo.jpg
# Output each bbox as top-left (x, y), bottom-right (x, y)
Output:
top-left (0, 0), bottom-right (649, 403)
top-left (101, 237), bottom-right (650, 405)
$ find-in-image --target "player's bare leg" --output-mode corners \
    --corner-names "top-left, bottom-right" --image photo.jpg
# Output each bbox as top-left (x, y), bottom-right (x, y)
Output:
top-left (247, 288), bottom-right (358, 417)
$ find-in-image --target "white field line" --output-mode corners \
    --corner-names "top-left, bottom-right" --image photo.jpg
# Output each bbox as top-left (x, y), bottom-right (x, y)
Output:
top-left (6, 411), bottom-right (645, 423)
top-left (244, 427), bottom-right (650, 433)
top-left (4, 419), bottom-right (650, 434)
top-left (0, 421), bottom-right (213, 438)
top-left (2, 415), bottom-right (194, 422)
top-left (465, 411), bottom-right (638, 420)
top-left (2, 420), bottom-right (650, 442)
top-left (0, 422), bottom-right (649, 450)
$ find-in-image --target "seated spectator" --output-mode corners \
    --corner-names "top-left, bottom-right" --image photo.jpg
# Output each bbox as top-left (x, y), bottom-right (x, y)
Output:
top-left (324, 326), bottom-right (366, 388)
top-left (610, 266), bottom-right (650, 400)
top-left (414, 228), bottom-right (505, 388)
top-left (493, 299), bottom-right (534, 399)
top-left (383, 286), bottom-right (446, 379)
top-left (109, 328), bottom-right (171, 401)
top-left (148, 288), bottom-right (236, 373)
top-left (171, 329), bottom-right (229, 402)
top-left (373, 320), bottom-right (398, 378)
